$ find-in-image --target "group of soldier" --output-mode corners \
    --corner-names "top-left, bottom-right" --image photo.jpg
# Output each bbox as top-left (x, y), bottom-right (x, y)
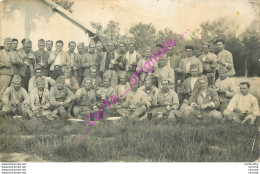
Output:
top-left (0, 36), bottom-right (259, 125)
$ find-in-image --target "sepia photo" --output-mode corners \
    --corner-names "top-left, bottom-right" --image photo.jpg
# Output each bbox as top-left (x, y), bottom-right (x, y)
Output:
top-left (0, 0), bottom-right (259, 165)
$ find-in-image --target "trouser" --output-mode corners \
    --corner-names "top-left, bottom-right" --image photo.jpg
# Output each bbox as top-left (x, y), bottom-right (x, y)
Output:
top-left (218, 101), bottom-right (229, 114)
top-left (21, 67), bottom-right (31, 91)
top-left (181, 106), bottom-right (223, 120)
top-left (73, 105), bottom-right (99, 120)
top-left (223, 109), bottom-right (257, 124)
top-left (53, 104), bottom-right (73, 120)
top-left (0, 75), bottom-right (12, 99)
top-left (2, 104), bottom-right (32, 118)
top-left (50, 66), bottom-right (63, 80)
top-left (116, 106), bottom-right (146, 118)
top-left (151, 106), bottom-right (180, 121)
top-left (206, 72), bottom-right (215, 87)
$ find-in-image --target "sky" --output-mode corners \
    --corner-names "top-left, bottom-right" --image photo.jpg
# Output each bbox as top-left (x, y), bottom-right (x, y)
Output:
top-left (72, 0), bottom-right (258, 36)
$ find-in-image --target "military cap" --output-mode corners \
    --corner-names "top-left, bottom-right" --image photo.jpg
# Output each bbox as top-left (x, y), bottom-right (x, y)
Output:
top-left (103, 76), bottom-right (111, 81)
top-left (24, 38), bottom-right (32, 45)
top-left (13, 75), bottom-right (22, 82)
top-left (89, 39), bottom-right (96, 47)
top-left (4, 37), bottom-right (12, 43)
top-left (56, 76), bottom-right (65, 83)
top-left (202, 42), bottom-right (210, 47)
top-left (218, 65), bottom-right (227, 72)
top-left (78, 42), bottom-right (84, 47)
top-left (35, 65), bottom-right (42, 71)
top-left (190, 64), bottom-right (199, 70)
top-left (145, 76), bottom-right (153, 83)
top-left (119, 71), bottom-right (127, 78)
top-left (199, 75), bottom-right (208, 82)
top-left (156, 43), bottom-right (164, 48)
top-left (83, 76), bottom-right (92, 83)
top-left (36, 77), bottom-right (45, 84)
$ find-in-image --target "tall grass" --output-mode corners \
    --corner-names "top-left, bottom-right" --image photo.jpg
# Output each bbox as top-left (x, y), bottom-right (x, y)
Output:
top-left (0, 116), bottom-right (258, 162)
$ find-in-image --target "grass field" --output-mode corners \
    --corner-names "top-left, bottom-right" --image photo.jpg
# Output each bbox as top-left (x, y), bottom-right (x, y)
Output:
top-left (0, 77), bottom-right (259, 162)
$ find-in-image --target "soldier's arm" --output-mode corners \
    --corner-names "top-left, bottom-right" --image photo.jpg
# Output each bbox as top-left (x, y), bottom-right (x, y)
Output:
top-left (22, 89), bottom-right (30, 106)
top-left (171, 92), bottom-right (179, 110)
top-left (209, 90), bottom-right (220, 108)
top-left (2, 87), bottom-right (11, 106)
top-left (74, 89), bottom-right (83, 104)
top-left (197, 59), bottom-right (203, 74)
top-left (225, 80), bottom-right (236, 98)
top-left (48, 52), bottom-right (56, 65)
top-left (223, 52), bottom-right (234, 68)
top-left (49, 87), bottom-right (60, 106)
top-left (64, 88), bottom-right (75, 103)
top-left (46, 77), bottom-right (56, 87)
top-left (29, 90), bottom-right (37, 110)
top-left (152, 91), bottom-right (159, 107)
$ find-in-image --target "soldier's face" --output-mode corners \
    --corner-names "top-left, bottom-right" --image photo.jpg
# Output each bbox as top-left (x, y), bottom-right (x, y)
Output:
top-left (203, 45), bottom-right (209, 53)
top-left (24, 43), bottom-right (32, 53)
top-left (239, 84), bottom-right (249, 96)
top-left (158, 58), bottom-right (166, 67)
top-left (96, 43), bottom-right (102, 51)
top-left (119, 44), bottom-right (126, 53)
top-left (46, 41), bottom-right (53, 50)
top-left (128, 44), bottom-right (135, 53)
top-left (190, 68), bottom-right (199, 77)
top-left (107, 43), bottom-right (114, 52)
top-left (77, 45), bottom-right (84, 54)
top-left (219, 71), bottom-right (227, 80)
top-left (91, 70), bottom-right (96, 77)
top-left (38, 43), bottom-right (45, 51)
top-left (144, 49), bottom-right (151, 57)
top-left (4, 41), bottom-right (11, 51)
top-left (11, 41), bottom-right (18, 50)
top-left (120, 77), bottom-right (126, 84)
top-left (185, 49), bottom-right (193, 57)
top-left (56, 43), bottom-right (63, 52)
top-left (69, 43), bottom-right (76, 52)
top-left (216, 42), bottom-right (224, 51)
top-left (64, 71), bottom-right (71, 78)
top-left (13, 82), bottom-right (21, 90)
top-left (161, 81), bottom-right (169, 90)
top-left (57, 82), bottom-right (64, 90)
top-left (35, 70), bottom-right (42, 78)
top-left (89, 45), bottom-right (95, 54)
top-left (104, 79), bottom-right (110, 87)
top-left (145, 81), bottom-right (152, 90)
top-left (37, 82), bottom-right (45, 91)
top-left (84, 81), bottom-right (92, 90)
top-left (131, 83), bottom-right (138, 91)
top-left (199, 80), bottom-right (208, 90)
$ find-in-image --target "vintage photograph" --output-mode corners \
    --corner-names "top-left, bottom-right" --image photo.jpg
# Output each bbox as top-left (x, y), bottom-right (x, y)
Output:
top-left (0, 0), bottom-right (259, 164)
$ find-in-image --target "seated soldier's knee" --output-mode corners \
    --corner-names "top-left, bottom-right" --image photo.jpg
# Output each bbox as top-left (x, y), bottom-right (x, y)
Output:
top-left (223, 109), bottom-right (231, 117)
top-left (73, 107), bottom-right (81, 116)
top-left (211, 110), bottom-right (223, 120)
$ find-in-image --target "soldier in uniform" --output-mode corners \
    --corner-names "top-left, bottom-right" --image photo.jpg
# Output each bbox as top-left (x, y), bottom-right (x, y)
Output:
top-left (136, 46), bottom-right (158, 86)
top-left (151, 78), bottom-right (180, 121)
top-left (223, 82), bottom-right (259, 125)
top-left (116, 41), bottom-right (127, 74)
top-left (176, 46), bottom-right (203, 81)
top-left (49, 76), bottom-right (75, 119)
top-left (76, 42), bottom-right (85, 86)
top-left (66, 41), bottom-right (81, 84)
top-left (153, 55), bottom-right (175, 89)
top-left (28, 65), bottom-right (55, 92)
top-left (81, 40), bottom-right (98, 80)
top-left (2, 75), bottom-right (32, 118)
top-left (199, 42), bottom-right (218, 87)
top-left (63, 67), bottom-right (79, 94)
top-left (10, 38), bottom-right (21, 75)
top-left (30, 77), bottom-right (53, 120)
top-left (46, 40), bottom-right (53, 54)
top-left (179, 64), bottom-right (201, 107)
top-left (0, 38), bottom-right (15, 103)
top-left (34, 39), bottom-right (50, 76)
top-left (125, 42), bottom-right (142, 81)
top-left (96, 77), bottom-right (115, 117)
top-left (81, 67), bottom-right (102, 91)
top-left (180, 75), bottom-right (222, 122)
top-left (16, 39), bottom-right (36, 91)
top-left (73, 77), bottom-right (98, 119)
top-left (116, 82), bottom-right (149, 120)
top-left (48, 40), bottom-right (70, 80)
top-left (215, 66), bottom-right (236, 113)
top-left (114, 71), bottom-right (131, 108)
top-left (215, 39), bottom-right (235, 77)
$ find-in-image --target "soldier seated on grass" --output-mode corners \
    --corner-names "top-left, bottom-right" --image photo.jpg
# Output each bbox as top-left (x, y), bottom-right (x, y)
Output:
top-left (49, 76), bottom-right (75, 120)
top-left (151, 78), bottom-right (180, 122)
top-left (180, 75), bottom-right (222, 122)
top-left (73, 77), bottom-right (98, 120)
top-left (2, 75), bottom-right (32, 119)
top-left (116, 82), bottom-right (150, 120)
top-left (223, 82), bottom-right (259, 125)
top-left (30, 77), bottom-right (53, 120)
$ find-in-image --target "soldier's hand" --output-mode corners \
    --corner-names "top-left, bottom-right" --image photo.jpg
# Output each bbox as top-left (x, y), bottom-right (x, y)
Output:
top-left (233, 107), bottom-right (241, 113)
top-left (200, 104), bottom-right (209, 110)
top-left (192, 104), bottom-right (201, 110)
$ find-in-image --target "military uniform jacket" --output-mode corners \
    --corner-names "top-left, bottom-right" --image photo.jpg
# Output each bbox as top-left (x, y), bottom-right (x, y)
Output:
top-left (124, 89), bottom-right (148, 108)
top-left (153, 89), bottom-right (179, 110)
top-left (48, 51), bottom-right (71, 71)
top-left (49, 86), bottom-right (74, 107)
top-left (16, 49), bottom-right (35, 76)
top-left (0, 49), bottom-right (14, 75)
top-left (30, 88), bottom-right (50, 110)
top-left (216, 49), bottom-right (235, 76)
top-left (75, 88), bottom-right (97, 107)
top-left (34, 50), bottom-right (50, 69)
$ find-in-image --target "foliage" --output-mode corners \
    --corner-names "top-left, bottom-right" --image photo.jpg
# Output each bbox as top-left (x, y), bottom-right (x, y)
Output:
top-left (52, 0), bottom-right (74, 12)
